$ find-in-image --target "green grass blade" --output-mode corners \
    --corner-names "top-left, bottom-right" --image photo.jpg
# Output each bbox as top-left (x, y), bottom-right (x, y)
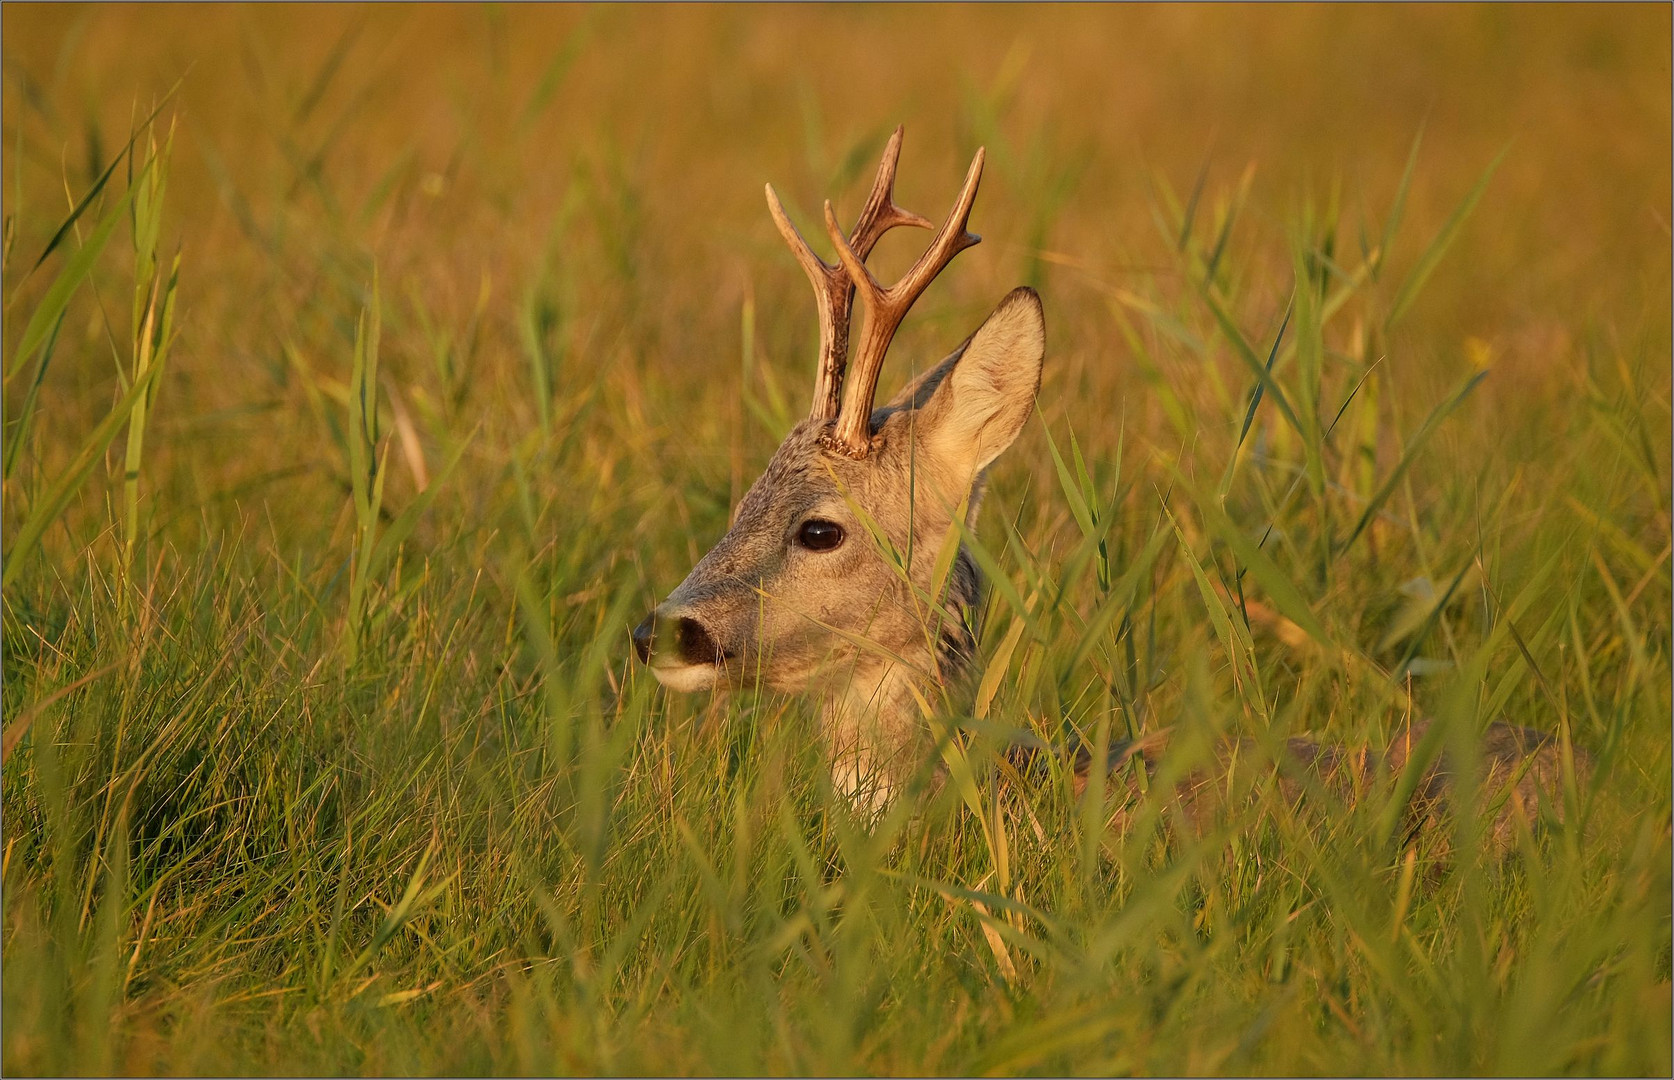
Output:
top-left (3, 309), bottom-right (65, 481)
top-left (8, 170), bottom-right (143, 379)
top-left (1200, 286), bottom-right (1303, 437)
top-left (1060, 524), bottom-right (1172, 681)
top-left (1386, 145), bottom-right (1506, 327)
top-left (1165, 463), bottom-right (1335, 649)
top-left (1040, 414), bottom-right (1096, 540)
top-left (1343, 367), bottom-right (1489, 552)
top-left (363, 432), bottom-right (474, 584)
top-left (3, 361), bottom-right (162, 590)
top-left (1376, 125), bottom-right (1424, 279)
top-left (18, 86), bottom-right (178, 280)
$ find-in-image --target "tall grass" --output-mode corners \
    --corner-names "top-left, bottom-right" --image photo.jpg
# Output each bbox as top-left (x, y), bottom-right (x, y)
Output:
top-left (3, 6), bottom-right (1669, 1075)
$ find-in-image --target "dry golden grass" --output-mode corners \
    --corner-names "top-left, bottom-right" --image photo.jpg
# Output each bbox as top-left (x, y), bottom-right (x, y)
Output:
top-left (3, 6), bottom-right (1669, 1074)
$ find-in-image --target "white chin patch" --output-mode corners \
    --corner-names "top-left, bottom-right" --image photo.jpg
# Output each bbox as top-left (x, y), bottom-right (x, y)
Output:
top-left (650, 662), bottom-right (721, 693)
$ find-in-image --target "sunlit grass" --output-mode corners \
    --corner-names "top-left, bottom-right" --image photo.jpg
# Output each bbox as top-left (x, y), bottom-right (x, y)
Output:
top-left (2, 6), bottom-right (1669, 1075)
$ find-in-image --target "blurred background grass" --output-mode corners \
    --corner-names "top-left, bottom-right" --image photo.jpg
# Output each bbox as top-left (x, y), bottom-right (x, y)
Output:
top-left (2, 4), bottom-right (1670, 1075)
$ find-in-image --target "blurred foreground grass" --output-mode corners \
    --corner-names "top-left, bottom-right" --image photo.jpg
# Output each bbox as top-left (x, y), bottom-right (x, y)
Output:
top-left (2, 5), bottom-right (1670, 1074)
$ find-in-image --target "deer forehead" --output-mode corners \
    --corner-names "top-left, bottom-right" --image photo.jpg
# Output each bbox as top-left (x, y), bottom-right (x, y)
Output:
top-left (735, 418), bottom-right (956, 528)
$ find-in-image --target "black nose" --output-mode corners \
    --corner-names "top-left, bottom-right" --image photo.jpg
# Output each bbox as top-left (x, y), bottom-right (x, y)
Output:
top-left (672, 616), bottom-right (725, 666)
top-left (631, 613), bottom-right (656, 663)
top-left (633, 611), bottom-right (728, 667)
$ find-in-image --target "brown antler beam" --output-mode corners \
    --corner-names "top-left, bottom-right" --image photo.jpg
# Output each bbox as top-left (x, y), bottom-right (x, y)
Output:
top-left (764, 126), bottom-right (933, 423)
top-left (822, 146), bottom-right (985, 457)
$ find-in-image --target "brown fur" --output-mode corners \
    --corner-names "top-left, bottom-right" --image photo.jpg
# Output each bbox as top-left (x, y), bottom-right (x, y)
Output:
top-left (1054, 718), bottom-right (1589, 856)
top-left (637, 288), bottom-right (1046, 811)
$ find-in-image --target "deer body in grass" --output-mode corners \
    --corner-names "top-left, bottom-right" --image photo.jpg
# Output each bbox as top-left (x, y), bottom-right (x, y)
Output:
top-left (631, 128), bottom-right (1586, 840)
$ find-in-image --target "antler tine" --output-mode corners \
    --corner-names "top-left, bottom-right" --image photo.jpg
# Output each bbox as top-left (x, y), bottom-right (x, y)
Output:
top-left (767, 126), bottom-right (934, 423)
top-left (765, 182), bottom-right (846, 419)
top-left (847, 126), bottom-right (936, 257)
top-left (823, 145), bottom-right (985, 456)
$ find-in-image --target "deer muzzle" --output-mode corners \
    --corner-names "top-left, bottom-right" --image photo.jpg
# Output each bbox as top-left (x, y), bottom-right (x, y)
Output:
top-left (632, 606), bottom-right (732, 691)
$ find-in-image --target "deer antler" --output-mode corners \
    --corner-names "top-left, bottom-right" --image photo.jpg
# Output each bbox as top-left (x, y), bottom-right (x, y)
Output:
top-left (822, 146), bottom-right (984, 457)
top-left (765, 126), bottom-right (933, 423)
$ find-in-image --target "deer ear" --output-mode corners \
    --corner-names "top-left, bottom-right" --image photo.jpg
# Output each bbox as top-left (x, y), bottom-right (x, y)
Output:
top-left (912, 287), bottom-right (1045, 482)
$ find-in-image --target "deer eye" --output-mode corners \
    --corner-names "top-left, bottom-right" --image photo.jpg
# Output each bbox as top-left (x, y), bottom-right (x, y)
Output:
top-left (796, 518), bottom-right (845, 552)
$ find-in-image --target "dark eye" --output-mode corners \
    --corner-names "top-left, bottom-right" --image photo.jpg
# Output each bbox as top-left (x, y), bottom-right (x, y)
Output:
top-left (796, 518), bottom-right (845, 552)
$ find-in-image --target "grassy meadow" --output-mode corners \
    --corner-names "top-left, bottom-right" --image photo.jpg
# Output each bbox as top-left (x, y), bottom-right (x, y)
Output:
top-left (3, 4), bottom-right (1671, 1074)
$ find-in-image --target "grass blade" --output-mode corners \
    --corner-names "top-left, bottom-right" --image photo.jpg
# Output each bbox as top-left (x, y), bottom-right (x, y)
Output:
top-left (1165, 464), bottom-right (1335, 649)
top-left (3, 361), bottom-right (163, 590)
top-left (1376, 125), bottom-right (1424, 280)
top-left (1342, 368), bottom-right (1489, 553)
top-left (1386, 145), bottom-right (1506, 327)
top-left (8, 168), bottom-right (143, 379)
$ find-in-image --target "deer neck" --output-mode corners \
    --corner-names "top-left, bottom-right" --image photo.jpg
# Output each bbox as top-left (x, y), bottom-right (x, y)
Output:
top-left (818, 547), bottom-right (982, 815)
top-left (821, 652), bottom-right (938, 817)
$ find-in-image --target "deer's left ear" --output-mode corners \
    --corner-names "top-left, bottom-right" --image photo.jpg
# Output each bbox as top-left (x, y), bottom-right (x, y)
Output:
top-left (913, 287), bottom-right (1045, 482)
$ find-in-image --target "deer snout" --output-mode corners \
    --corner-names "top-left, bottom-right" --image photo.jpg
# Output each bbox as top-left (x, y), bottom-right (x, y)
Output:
top-left (631, 613), bottom-right (657, 664)
top-left (632, 607), bottom-right (730, 669)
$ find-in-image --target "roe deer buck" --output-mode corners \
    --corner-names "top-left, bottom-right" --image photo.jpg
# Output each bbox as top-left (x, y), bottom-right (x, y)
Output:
top-left (631, 127), bottom-right (1587, 842)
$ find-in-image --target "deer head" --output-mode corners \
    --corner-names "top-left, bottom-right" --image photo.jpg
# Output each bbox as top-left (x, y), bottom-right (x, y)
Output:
top-left (632, 127), bottom-right (1045, 811)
